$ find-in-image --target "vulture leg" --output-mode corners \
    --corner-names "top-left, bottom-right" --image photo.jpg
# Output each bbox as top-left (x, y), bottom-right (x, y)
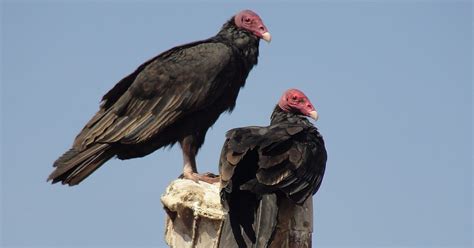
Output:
top-left (180, 135), bottom-right (198, 176)
top-left (180, 136), bottom-right (219, 183)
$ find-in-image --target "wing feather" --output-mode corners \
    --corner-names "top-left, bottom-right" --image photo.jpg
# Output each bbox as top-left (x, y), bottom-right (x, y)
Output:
top-left (73, 42), bottom-right (232, 149)
top-left (219, 124), bottom-right (327, 205)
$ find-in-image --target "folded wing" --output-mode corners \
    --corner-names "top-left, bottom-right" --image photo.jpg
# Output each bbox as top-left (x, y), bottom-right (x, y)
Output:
top-left (220, 123), bottom-right (326, 205)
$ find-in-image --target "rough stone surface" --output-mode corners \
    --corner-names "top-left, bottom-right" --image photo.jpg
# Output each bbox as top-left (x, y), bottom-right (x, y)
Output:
top-left (161, 179), bottom-right (225, 248)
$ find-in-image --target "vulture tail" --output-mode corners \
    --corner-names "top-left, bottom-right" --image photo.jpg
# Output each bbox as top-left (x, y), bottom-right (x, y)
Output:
top-left (47, 144), bottom-right (114, 186)
top-left (219, 192), bottom-right (279, 248)
top-left (252, 194), bottom-right (279, 247)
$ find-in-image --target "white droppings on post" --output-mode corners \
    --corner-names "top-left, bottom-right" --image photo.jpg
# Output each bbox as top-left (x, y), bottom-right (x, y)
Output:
top-left (161, 179), bottom-right (226, 248)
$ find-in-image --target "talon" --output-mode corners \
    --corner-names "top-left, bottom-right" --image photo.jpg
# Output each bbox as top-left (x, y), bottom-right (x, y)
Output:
top-left (181, 171), bottom-right (220, 184)
top-left (202, 172), bottom-right (219, 178)
top-left (182, 171), bottom-right (199, 183)
top-left (196, 172), bottom-right (220, 184)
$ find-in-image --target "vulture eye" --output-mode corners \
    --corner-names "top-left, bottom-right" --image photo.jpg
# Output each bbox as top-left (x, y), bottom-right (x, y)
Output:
top-left (292, 96), bottom-right (297, 100)
top-left (243, 17), bottom-right (251, 23)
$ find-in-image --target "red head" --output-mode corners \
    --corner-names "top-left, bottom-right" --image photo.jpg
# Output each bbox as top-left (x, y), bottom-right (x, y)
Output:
top-left (278, 89), bottom-right (318, 120)
top-left (234, 10), bottom-right (271, 42)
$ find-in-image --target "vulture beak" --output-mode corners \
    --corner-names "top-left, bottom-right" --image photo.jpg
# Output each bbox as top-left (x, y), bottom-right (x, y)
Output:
top-left (309, 111), bottom-right (319, 121)
top-left (261, 32), bottom-right (272, 43)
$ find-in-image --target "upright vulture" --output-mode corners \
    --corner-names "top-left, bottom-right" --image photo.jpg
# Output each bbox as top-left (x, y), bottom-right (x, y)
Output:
top-left (219, 89), bottom-right (327, 247)
top-left (48, 10), bottom-right (271, 185)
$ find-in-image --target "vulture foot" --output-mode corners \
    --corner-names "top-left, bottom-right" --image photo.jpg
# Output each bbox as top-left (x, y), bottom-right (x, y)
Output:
top-left (181, 172), bottom-right (220, 184)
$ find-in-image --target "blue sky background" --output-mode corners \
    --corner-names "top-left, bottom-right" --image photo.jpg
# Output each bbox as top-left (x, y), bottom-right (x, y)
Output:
top-left (1, 1), bottom-right (472, 247)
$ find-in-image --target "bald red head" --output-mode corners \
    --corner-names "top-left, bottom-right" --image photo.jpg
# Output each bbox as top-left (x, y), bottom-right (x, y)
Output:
top-left (234, 10), bottom-right (271, 42)
top-left (278, 89), bottom-right (318, 120)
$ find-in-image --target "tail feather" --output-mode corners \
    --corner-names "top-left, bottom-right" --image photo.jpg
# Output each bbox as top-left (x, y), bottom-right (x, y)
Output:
top-left (219, 192), bottom-right (279, 248)
top-left (48, 144), bottom-right (114, 186)
top-left (254, 194), bottom-right (279, 247)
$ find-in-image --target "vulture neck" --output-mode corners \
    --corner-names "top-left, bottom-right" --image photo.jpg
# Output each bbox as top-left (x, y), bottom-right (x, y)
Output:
top-left (270, 106), bottom-right (312, 126)
top-left (217, 19), bottom-right (260, 68)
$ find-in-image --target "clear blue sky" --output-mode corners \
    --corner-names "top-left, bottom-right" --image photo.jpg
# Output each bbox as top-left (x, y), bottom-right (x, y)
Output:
top-left (1, 1), bottom-right (472, 247)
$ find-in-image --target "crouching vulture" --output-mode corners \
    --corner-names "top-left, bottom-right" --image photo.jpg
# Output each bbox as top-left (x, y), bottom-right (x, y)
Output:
top-left (219, 89), bottom-right (327, 247)
top-left (47, 10), bottom-right (271, 186)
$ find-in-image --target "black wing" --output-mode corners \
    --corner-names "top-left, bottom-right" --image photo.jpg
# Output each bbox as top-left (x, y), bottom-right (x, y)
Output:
top-left (218, 124), bottom-right (326, 247)
top-left (49, 41), bottom-right (234, 185)
top-left (74, 41), bottom-right (233, 149)
top-left (220, 124), bottom-right (326, 205)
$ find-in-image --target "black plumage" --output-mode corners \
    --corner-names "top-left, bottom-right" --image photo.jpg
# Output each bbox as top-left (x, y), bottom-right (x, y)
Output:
top-left (48, 10), bottom-right (270, 186)
top-left (219, 90), bottom-right (327, 247)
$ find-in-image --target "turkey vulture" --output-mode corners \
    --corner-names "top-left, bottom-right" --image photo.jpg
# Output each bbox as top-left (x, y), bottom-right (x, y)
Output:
top-left (48, 10), bottom-right (271, 186)
top-left (219, 89), bottom-right (327, 247)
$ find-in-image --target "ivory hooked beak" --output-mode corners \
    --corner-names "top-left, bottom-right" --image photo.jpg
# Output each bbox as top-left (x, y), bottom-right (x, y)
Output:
top-left (261, 32), bottom-right (272, 43)
top-left (309, 111), bottom-right (319, 121)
